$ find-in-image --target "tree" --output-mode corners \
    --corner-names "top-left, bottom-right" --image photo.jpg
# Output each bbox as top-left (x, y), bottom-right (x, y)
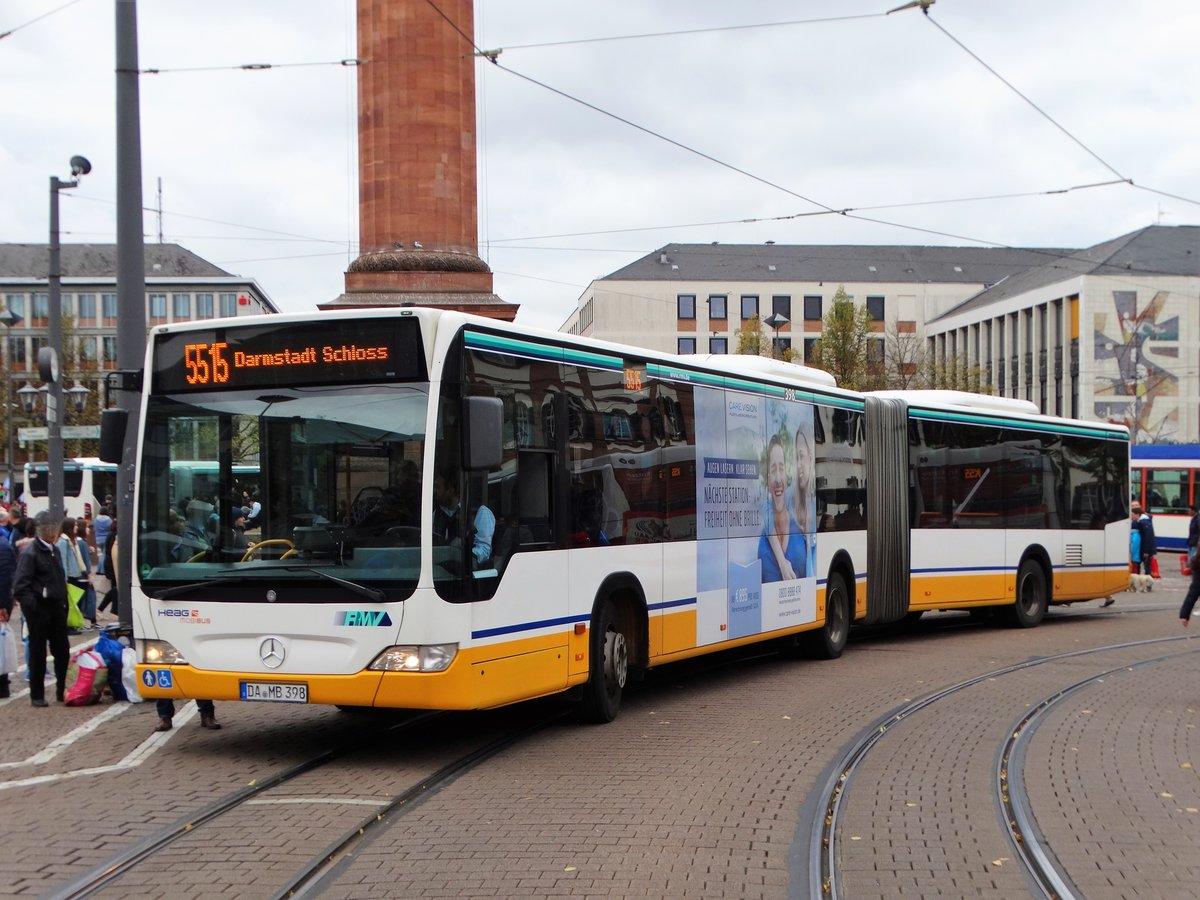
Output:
top-left (881, 321), bottom-right (929, 389)
top-left (811, 285), bottom-right (875, 390)
top-left (735, 314), bottom-right (796, 362)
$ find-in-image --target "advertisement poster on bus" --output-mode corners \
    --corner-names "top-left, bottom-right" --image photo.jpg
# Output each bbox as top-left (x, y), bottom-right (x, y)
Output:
top-left (694, 386), bottom-right (817, 644)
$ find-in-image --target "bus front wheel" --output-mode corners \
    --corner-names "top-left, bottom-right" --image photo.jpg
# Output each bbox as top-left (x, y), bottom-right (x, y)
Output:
top-left (579, 601), bottom-right (628, 723)
top-left (1007, 559), bottom-right (1048, 628)
top-left (800, 571), bottom-right (850, 659)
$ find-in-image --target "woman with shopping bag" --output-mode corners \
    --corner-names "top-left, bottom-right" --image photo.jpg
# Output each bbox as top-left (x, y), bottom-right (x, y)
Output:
top-left (57, 517), bottom-right (96, 632)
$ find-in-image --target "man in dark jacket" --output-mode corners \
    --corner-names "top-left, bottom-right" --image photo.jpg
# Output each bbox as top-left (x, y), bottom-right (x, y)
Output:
top-left (13, 511), bottom-right (69, 707)
top-left (1132, 501), bottom-right (1158, 587)
top-left (0, 534), bottom-right (15, 698)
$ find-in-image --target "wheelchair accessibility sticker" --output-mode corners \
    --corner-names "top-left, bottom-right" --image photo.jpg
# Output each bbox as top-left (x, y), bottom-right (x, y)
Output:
top-left (142, 669), bottom-right (173, 689)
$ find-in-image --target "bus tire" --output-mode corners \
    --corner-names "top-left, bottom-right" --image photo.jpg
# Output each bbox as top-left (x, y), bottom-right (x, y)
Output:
top-left (800, 571), bottom-right (850, 659)
top-left (579, 600), bottom-right (629, 723)
top-left (1007, 558), bottom-right (1048, 628)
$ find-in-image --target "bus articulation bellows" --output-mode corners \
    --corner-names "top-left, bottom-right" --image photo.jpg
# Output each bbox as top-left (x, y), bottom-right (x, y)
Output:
top-left (103, 308), bottom-right (1130, 722)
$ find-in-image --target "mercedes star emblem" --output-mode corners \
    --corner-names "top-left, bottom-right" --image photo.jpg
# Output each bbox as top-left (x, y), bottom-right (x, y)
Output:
top-left (259, 637), bottom-right (286, 669)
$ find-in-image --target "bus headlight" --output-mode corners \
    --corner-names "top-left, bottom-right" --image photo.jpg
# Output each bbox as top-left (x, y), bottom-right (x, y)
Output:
top-left (142, 640), bottom-right (188, 666)
top-left (368, 644), bottom-right (457, 672)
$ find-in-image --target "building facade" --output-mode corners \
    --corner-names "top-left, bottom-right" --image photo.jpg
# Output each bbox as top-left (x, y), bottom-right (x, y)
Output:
top-left (561, 226), bottom-right (1200, 441)
top-left (924, 226), bottom-right (1200, 444)
top-left (0, 242), bottom-right (278, 474)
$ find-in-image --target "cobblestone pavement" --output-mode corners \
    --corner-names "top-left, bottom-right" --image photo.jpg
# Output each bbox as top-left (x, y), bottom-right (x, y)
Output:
top-left (0, 579), bottom-right (1195, 899)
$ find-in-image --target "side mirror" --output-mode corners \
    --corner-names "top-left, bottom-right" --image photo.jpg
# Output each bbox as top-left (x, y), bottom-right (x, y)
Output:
top-left (99, 408), bottom-right (128, 464)
top-left (463, 396), bottom-right (502, 471)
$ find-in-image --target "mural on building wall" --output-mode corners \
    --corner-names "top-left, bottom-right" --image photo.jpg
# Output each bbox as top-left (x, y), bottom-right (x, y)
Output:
top-left (1093, 290), bottom-right (1179, 442)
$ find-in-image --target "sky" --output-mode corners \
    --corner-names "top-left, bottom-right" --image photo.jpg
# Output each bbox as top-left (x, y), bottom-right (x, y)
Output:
top-left (2, 0), bottom-right (1198, 333)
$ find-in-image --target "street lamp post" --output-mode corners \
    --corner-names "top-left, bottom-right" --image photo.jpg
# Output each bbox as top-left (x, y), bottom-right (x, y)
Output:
top-left (47, 155), bottom-right (91, 522)
top-left (0, 305), bottom-right (21, 504)
top-left (764, 312), bottom-right (789, 360)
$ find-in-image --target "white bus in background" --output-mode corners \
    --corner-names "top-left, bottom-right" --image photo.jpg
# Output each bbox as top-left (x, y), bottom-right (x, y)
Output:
top-left (23, 458), bottom-right (118, 521)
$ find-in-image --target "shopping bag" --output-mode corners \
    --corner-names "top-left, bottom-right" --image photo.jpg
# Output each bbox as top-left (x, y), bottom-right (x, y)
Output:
top-left (120, 646), bottom-right (143, 702)
top-left (1150, 557), bottom-right (1161, 579)
top-left (65, 649), bottom-right (108, 706)
top-left (1181, 554), bottom-right (1192, 577)
top-left (0, 622), bottom-right (17, 675)
top-left (66, 583), bottom-right (85, 630)
top-left (95, 632), bottom-right (126, 701)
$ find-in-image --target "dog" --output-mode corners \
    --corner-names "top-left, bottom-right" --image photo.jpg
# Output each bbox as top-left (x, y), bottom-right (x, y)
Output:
top-left (1128, 573), bottom-right (1154, 593)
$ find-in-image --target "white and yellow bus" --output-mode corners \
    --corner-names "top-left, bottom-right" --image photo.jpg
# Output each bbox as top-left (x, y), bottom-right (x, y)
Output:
top-left (104, 308), bottom-right (1130, 722)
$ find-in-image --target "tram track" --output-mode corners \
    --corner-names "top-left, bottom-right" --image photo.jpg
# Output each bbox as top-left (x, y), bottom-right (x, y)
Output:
top-left (47, 707), bottom-right (562, 899)
top-left (809, 634), bottom-right (1199, 900)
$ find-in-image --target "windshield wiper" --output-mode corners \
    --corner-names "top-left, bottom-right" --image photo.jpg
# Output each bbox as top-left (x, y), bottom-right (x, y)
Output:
top-left (150, 567), bottom-right (387, 602)
top-left (150, 571), bottom-right (242, 600)
top-left (277, 566), bottom-right (387, 601)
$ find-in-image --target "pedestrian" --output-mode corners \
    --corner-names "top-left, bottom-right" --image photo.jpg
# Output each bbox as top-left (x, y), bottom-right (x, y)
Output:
top-left (13, 511), bottom-right (70, 707)
top-left (0, 529), bottom-right (15, 698)
top-left (155, 697), bottom-right (222, 732)
top-left (58, 517), bottom-right (96, 630)
top-left (1181, 505), bottom-right (1200, 627)
top-left (1131, 501), bottom-right (1158, 586)
top-left (92, 504), bottom-right (113, 599)
top-left (0, 503), bottom-right (21, 545)
top-left (97, 526), bottom-right (118, 617)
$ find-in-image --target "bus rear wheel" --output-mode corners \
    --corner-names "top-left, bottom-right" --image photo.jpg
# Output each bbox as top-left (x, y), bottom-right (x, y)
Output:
top-left (1006, 559), bottom-right (1048, 628)
top-left (579, 601), bottom-right (628, 723)
top-left (800, 571), bottom-right (850, 659)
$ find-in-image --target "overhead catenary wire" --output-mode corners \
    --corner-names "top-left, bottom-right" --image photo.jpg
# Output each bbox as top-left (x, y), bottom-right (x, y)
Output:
top-left (0, 0), bottom-right (87, 42)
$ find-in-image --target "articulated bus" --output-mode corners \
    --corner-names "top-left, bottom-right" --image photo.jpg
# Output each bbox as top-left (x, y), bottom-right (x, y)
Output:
top-left (1130, 444), bottom-right (1200, 553)
top-left (103, 308), bottom-right (1130, 722)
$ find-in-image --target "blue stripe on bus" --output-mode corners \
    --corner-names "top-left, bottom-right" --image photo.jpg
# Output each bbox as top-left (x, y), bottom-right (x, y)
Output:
top-left (648, 597), bottom-right (696, 611)
top-left (909, 407), bottom-right (1128, 440)
top-left (472, 613), bottom-right (591, 640)
top-left (473, 598), bottom-right (699, 640)
top-left (912, 563), bottom-right (1126, 574)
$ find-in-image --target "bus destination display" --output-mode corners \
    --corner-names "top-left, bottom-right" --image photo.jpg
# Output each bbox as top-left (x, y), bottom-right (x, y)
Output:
top-left (153, 319), bottom-right (423, 392)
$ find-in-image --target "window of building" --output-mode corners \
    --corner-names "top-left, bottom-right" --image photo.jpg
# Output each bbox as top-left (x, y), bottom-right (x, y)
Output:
top-left (173, 293), bottom-right (191, 319)
top-left (101, 293), bottom-right (117, 323)
top-left (77, 293), bottom-right (96, 323)
top-left (772, 337), bottom-right (792, 355)
top-left (678, 337), bottom-right (697, 354)
top-left (709, 337), bottom-right (728, 354)
top-left (32, 293), bottom-right (49, 326)
top-left (219, 292), bottom-right (237, 317)
top-left (771, 295), bottom-right (791, 319)
top-left (8, 337), bottom-right (27, 370)
top-left (740, 295), bottom-right (759, 320)
top-left (708, 294), bottom-right (727, 320)
top-left (5, 294), bottom-right (24, 322)
top-left (866, 296), bottom-right (885, 321)
top-left (196, 293), bottom-right (214, 319)
top-left (102, 336), bottom-right (118, 369)
top-left (77, 336), bottom-right (98, 366)
top-left (677, 294), bottom-right (696, 319)
top-left (60, 294), bottom-right (74, 318)
top-left (867, 338), bottom-right (884, 365)
top-left (149, 293), bottom-right (167, 319)
top-left (803, 295), bottom-right (822, 321)
top-left (804, 338), bottom-right (818, 363)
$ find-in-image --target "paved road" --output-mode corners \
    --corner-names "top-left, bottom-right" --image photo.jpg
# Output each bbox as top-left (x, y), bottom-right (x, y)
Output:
top-left (0, 579), bottom-right (1195, 899)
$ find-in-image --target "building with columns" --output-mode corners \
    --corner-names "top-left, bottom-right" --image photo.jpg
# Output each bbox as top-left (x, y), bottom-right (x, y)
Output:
top-left (561, 225), bottom-right (1200, 441)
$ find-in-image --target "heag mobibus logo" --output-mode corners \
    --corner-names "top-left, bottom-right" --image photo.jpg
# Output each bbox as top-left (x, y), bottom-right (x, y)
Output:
top-left (337, 610), bottom-right (393, 627)
top-left (156, 608), bottom-right (211, 624)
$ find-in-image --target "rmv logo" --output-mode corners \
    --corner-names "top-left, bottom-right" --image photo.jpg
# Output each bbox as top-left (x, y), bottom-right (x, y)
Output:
top-left (338, 610), bottom-right (393, 627)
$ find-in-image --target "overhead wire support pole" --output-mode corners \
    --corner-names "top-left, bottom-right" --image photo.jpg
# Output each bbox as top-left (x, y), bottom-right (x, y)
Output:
top-left (115, 0), bottom-right (147, 635)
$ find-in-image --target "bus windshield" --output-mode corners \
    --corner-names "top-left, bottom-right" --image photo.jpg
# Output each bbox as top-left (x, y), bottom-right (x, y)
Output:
top-left (137, 382), bottom-right (429, 599)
